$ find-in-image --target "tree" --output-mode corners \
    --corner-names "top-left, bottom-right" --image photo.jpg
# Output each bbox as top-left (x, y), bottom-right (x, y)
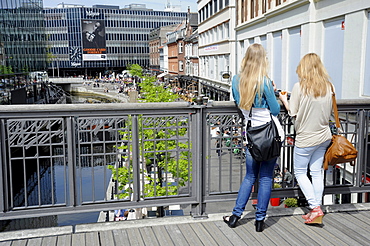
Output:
top-left (108, 66), bottom-right (191, 202)
top-left (0, 65), bottom-right (13, 75)
top-left (127, 64), bottom-right (143, 77)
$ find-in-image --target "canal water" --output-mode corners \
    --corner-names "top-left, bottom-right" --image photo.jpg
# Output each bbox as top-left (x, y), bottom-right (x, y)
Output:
top-left (0, 92), bottom-right (118, 232)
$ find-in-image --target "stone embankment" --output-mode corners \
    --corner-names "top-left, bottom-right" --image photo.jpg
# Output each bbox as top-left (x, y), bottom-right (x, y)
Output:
top-left (71, 83), bottom-right (129, 103)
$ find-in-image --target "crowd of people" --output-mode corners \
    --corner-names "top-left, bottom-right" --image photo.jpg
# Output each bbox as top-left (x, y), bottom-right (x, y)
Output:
top-left (82, 75), bottom-right (140, 96)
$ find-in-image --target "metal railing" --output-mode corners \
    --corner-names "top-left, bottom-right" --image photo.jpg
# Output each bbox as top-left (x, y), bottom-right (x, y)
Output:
top-left (0, 100), bottom-right (369, 221)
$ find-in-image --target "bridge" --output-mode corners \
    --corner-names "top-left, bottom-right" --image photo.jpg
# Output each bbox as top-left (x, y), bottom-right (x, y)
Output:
top-left (0, 99), bottom-right (369, 244)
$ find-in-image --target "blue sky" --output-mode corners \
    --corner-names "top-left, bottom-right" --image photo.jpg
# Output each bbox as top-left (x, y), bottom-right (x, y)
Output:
top-left (43, 0), bottom-right (198, 12)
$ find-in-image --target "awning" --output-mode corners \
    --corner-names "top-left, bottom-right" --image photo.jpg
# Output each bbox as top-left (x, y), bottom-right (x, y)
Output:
top-left (157, 72), bottom-right (167, 78)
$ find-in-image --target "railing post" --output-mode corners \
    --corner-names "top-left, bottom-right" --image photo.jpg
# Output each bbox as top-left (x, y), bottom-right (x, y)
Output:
top-left (355, 110), bottom-right (366, 188)
top-left (66, 116), bottom-right (77, 207)
top-left (132, 115), bottom-right (140, 202)
top-left (191, 104), bottom-right (208, 219)
top-left (0, 119), bottom-right (7, 212)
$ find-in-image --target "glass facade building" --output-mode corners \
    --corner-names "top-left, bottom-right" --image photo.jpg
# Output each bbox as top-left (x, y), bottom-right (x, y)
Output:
top-left (0, 0), bottom-right (47, 73)
top-left (44, 5), bottom-right (188, 77)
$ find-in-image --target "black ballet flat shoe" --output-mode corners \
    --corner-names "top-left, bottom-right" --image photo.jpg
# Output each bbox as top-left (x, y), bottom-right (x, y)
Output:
top-left (255, 219), bottom-right (265, 232)
top-left (223, 215), bottom-right (240, 228)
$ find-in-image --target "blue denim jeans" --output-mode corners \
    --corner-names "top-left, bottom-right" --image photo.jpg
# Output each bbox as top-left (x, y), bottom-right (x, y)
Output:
top-left (232, 149), bottom-right (276, 221)
top-left (293, 140), bottom-right (331, 209)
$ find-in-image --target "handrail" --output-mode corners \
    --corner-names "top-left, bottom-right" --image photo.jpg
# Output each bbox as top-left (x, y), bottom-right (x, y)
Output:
top-left (0, 100), bottom-right (369, 221)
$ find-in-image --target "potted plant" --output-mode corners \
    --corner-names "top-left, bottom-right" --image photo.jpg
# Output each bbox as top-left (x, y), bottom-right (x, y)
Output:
top-left (270, 183), bottom-right (282, 206)
top-left (284, 198), bottom-right (298, 208)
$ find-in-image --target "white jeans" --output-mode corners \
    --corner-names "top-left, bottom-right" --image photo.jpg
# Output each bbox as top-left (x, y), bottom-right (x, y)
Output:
top-left (293, 140), bottom-right (331, 209)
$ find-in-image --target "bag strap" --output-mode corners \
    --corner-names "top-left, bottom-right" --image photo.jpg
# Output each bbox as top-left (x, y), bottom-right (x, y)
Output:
top-left (247, 106), bottom-right (252, 128)
top-left (330, 83), bottom-right (340, 129)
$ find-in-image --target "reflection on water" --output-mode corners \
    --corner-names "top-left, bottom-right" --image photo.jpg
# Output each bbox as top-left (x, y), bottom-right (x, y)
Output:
top-left (1, 159), bottom-right (112, 232)
top-left (0, 91), bottom-right (120, 232)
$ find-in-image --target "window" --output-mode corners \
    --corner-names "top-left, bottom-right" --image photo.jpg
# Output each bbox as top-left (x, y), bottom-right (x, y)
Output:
top-left (251, 0), bottom-right (255, 19)
top-left (179, 42), bottom-right (183, 53)
top-left (179, 61), bottom-right (184, 71)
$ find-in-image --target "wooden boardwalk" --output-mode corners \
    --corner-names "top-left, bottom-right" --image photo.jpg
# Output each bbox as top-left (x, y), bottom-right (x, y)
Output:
top-left (1, 204), bottom-right (370, 245)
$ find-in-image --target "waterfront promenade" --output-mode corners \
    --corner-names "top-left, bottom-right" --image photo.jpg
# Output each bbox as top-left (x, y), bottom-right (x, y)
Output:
top-left (0, 203), bottom-right (369, 245)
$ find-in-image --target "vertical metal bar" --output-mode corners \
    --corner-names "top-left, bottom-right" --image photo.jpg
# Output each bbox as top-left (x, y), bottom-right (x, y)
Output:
top-left (66, 116), bottom-right (77, 207)
top-left (192, 106), bottom-right (207, 218)
top-left (0, 119), bottom-right (7, 212)
top-left (132, 115), bottom-right (140, 202)
top-left (355, 110), bottom-right (365, 187)
top-left (23, 135), bottom-right (27, 207)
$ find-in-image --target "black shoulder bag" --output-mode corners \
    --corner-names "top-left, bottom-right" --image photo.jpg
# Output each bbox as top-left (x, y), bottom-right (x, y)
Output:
top-left (246, 107), bottom-right (282, 162)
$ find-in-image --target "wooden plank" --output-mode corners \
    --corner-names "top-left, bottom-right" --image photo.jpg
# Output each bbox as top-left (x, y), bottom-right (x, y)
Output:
top-left (139, 227), bottom-right (160, 246)
top-left (239, 218), bottom-right (273, 246)
top-left (56, 234), bottom-right (72, 246)
top-left (348, 212), bottom-right (370, 239)
top-left (8, 240), bottom-right (27, 246)
top-left (164, 224), bottom-right (189, 246)
top-left (41, 236), bottom-right (57, 246)
top-left (271, 216), bottom-right (320, 245)
top-left (261, 218), bottom-right (291, 245)
top-left (26, 238), bottom-right (42, 246)
top-left (225, 221), bottom-right (260, 245)
top-left (348, 211), bottom-right (370, 224)
top-left (338, 212), bottom-right (370, 238)
top-left (99, 230), bottom-right (115, 246)
top-left (126, 227), bottom-right (145, 246)
top-left (85, 232), bottom-right (99, 246)
top-left (326, 213), bottom-right (370, 245)
top-left (112, 229), bottom-right (129, 245)
top-left (71, 233), bottom-right (85, 246)
top-left (151, 225), bottom-right (174, 246)
top-left (266, 217), bottom-right (307, 245)
top-left (201, 221), bottom-right (234, 246)
top-left (175, 223), bottom-right (203, 245)
top-left (0, 241), bottom-right (12, 246)
top-left (214, 220), bottom-right (248, 245)
top-left (320, 213), bottom-right (363, 245)
top-left (188, 222), bottom-right (218, 246)
top-left (289, 216), bottom-right (339, 246)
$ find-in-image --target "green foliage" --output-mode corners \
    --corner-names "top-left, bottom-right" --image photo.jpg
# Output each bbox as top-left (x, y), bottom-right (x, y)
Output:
top-left (108, 165), bottom-right (134, 199)
top-left (111, 65), bottom-right (188, 199)
top-left (0, 65), bottom-right (13, 75)
top-left (139, 76), bottom-right (178, 102)
top-left (127, 64), bottom-right (143, 77)
top-left (284, 198), bottom-right (298, 207)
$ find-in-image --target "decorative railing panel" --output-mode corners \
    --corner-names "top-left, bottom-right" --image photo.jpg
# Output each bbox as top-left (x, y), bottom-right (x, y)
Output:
top-left (0, 100), bottom-right (369, 220)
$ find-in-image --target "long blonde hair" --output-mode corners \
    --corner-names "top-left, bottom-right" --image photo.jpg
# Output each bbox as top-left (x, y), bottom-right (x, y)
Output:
top-left (296, 53), bottom-right (331, 97)
top-left (238, 43), bottom-right (270, 110)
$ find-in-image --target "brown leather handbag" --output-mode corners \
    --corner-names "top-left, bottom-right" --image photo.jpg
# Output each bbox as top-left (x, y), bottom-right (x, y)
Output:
top-left (323, 86), bottom-right (358, 170)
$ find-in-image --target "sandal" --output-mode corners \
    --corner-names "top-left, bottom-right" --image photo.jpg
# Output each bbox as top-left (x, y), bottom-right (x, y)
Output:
top-left (302, 209), bottom-right (312, 220)
top-left (304, 206), bottom-right (324, 224)
top-left (223, 215), bottom-right (240, 228)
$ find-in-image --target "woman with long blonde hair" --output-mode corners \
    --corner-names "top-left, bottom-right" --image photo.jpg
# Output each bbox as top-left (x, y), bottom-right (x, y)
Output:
top-left (223, 43), bottom-right (281, 232)
top-left (280, 53), bottom-right (333, 225)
